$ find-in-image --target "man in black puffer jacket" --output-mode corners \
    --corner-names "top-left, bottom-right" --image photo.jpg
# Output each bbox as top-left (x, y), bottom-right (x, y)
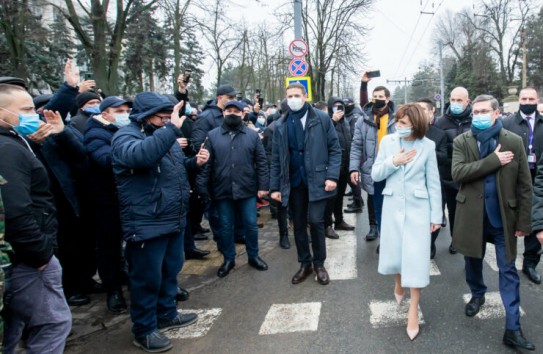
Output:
top-left (111, 92), bottom-right (209, 353)
top-left (434, 86), bottom-right (472, 254)
top-left (324, 97), bottom-right (355, 240)
top-left (197, 100), bottom-right (269, 278)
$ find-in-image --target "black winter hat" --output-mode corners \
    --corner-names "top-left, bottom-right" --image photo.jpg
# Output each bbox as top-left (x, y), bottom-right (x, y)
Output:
top-left (0, 77), bottom-right (26, 89)
top-left (75, 92), bottom-right (101, 109)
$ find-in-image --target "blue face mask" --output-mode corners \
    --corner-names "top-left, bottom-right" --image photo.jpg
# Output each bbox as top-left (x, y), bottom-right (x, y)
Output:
top-left (0, 108), bottom-right (41, 136)
top-left (450, 102), bottom-right (464, 115)
top-left (397, 127), bottom-right (413, 138)
top-left (84, 106), bottom-right (101, 115)
top-left (185, 104), bottom-right (192, 116)
top-left (112, 113), bottom-right (130, 128)
top-left (472, 114), bottom-right (493, 130)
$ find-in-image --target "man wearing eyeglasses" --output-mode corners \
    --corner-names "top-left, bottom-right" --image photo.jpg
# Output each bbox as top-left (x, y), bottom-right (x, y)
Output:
top-left (111, 92), bottom-right (209, 353)
top-left (503, 87), bottom-right (543, 285)
top-left (452, 94), bottom-right (534, 351)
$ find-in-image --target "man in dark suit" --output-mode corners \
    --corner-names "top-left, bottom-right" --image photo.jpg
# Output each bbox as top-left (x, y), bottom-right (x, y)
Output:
top-left (452, 94), bottom-right (534, 351)
top-left (416, 98), bottom-right (447, 259)
top-left (503, 87), bottom-right (543, 284)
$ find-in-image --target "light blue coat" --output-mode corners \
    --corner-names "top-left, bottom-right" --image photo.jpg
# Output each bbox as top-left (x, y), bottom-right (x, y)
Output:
top-left (371, 133), bottom-right (442, 288)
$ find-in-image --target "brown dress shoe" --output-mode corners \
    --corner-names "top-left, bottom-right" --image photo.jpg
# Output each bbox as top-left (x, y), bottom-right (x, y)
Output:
top-left (325, 226), bottom-right (339, 239)
top-left (291, 265), bottom-right (313, 284)
top-left (315, 266), bottom-right (330, 285)
top-left (335, 221), bottom-right (355, 231)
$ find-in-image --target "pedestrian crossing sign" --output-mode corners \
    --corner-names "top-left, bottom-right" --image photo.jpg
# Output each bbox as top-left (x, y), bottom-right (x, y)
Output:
top-left (286, 76), bottom-right (313, 102)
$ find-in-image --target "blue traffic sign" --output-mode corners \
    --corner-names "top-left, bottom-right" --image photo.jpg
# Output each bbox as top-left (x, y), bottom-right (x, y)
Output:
top-left (289, 58), bottom-right (309, 77)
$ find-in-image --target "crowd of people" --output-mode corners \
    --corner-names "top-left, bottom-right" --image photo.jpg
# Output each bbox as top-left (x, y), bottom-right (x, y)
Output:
top-left (0, 60), bottom-right (542, 353)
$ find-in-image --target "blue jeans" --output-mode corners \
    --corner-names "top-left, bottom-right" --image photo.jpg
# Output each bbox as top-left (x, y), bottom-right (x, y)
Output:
top-left (126, 231), bottom-right (184, 336)
top-left (215, 197), bottom-right (259, 261)
top-left (372, 180), bottom-right (386, 233)
top-left (208, 201), bottom-right (245, 254)
top-left (465, 216), bottom-right (521, 330)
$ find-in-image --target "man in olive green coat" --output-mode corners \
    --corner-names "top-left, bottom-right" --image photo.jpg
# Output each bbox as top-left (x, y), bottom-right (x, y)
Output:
top-left (452, 95), bottom-right (534, 351)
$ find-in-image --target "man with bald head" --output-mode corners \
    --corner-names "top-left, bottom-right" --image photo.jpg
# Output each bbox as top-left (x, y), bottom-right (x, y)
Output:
top-left (503, 87), bottom-right (543, 284)
top-left (0, 84), bottom-right (71, 352)
top-left (434, 87), bottom-right (472, 255)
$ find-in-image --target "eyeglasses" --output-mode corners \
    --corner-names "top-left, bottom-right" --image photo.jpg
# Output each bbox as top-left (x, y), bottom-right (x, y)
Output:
top-left (472, 109), bottom-right (494, 115)
top-left (152, 114), bottom-right (171, 121)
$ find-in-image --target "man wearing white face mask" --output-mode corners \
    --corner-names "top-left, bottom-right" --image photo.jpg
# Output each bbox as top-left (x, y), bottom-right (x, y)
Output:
top-left (83, 96), bottom-right (132, 314)
top-left (270, 82), bottom-right (341, 285)
top-left (452, 94), bottom-right (534, 351)
top-left (435, 86), bottom-right (473, 254)
top-left (0, 84), bottom-right (72, 353)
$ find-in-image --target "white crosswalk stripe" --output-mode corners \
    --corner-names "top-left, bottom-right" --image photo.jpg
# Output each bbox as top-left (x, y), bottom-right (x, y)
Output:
top-left (164, 308), bottom-right (222, 339)
top-left (429, 260), bottom-right (441, 276)
top-left (483, 239), bottom-right (524, 272)
top-left (369, 300), bottom-right (425, 328)
top-left (462, 292), bottom-right (525, 320)
top-left (259, 302), bottom-right (322, 335)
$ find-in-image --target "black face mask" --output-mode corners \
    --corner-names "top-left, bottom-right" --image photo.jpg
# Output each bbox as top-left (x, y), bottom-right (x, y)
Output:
top-left (520, 104), bottom-right (538, 115)
top-left (224, 114), bottom-right (242, 128)
top-left (373, 99), bottom-right (387, 109)
top-left (345, 104), bottom-right (355, 115)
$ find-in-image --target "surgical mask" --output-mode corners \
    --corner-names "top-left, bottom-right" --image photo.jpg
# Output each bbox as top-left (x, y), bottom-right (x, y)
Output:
top-left (84, 106), bottom-right (101, 115)
top-left (472, 114), bottom-right (493, 130)
top-left (450, 102), bottom-right (464, 115)
top-left (287, 97), bottom-right (304, 112)
top-left (257, 117), bottom-right (266, 126)
top-left (112, 113), bottom-right (130, 128)
top-left (373, 99), bottom-right (386, 109)
top-left (519, 104), bottom-right (537, 115)
top-left (397, 127), bottom-right (413, 139)
top-left (0, 107), bottom-right (41, 136)
top-left (185, 104), bottom-right (192, 116)
top-left (269, 109), bottom-right (278, 115)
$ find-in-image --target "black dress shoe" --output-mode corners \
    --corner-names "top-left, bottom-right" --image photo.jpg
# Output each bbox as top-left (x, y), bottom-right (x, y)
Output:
top-left (185, 248), bottom-right (210, 260)
top-left (279, 234), bottom-right (291, 249)
top-left (449, 243), bottom-right (457, 254)
top-left (376, 244), bottom-right (380, 254)
top-left (248, 256), bottom-right (268, 271)
top-left (335, 221), bottom-right (355, 231)
top-left (314, 266), bottom-right (330, 285)
top-left (344, 204), bottom-right (363, 213)
top-left (292, 265), bottom-right (313, 284)
top-left (365, 225), bottom-right (379, 241)
top-left (176, 287), bottom-right (189, 302)
top-left (158, 312), bottom-right (198, 332)
top-left (67, 293), bottom-right (91, 307)
top-left (325, 226), bottom-right (339, 239)
top-left (217, 260), bottom-right (235, 278)
top-left (503, 329), bottom-right (535, 351)
top-left (522, 267), bottom-right (542, 284)
top-left (107, 290), bottom-right (128, 314)
top-left (193, 233), bottom-right (209, 241)
top-left (133, 329), bottom-right (172, 352)
top-left (465, 296), bottom-right (485, 317)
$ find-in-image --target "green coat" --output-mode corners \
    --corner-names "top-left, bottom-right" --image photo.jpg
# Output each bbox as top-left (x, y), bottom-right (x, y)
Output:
top-left (451, 129), bottom-right (532, 262)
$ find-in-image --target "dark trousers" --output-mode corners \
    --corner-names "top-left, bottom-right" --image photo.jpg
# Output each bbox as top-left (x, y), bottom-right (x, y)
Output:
top-left (324, 169), bottom-right (349, 227)
top-left (523, 233), bottom-right (541, 268)
top-left (366, 194), bottom-right (377, 226)
top-left (348, 179), bottom-right (363, 203)
top-left (95, 212), bottom-right (123, 294)
top-left (3, 256), bottom-right (72, 354)
top-left (289, 184), bottom-right (328, 267)
top-left (208, 201), bottom-right (245, 254)
top-left (189, 193), bottom-right (206, 235)
top-left (273, 199), bottom-right (289, 236)
top-left (443, 185), bottom-right (458, 236)
top-left (126, 231), bottom-right (184, 337)
top-left (184, 215), bottom-right (197, 253)
top-left (215, 197), bottom-right (259, 261)
top-left (465, 216), bottom-right (520, 331)
top-left (372, 180), bottom-right (386, 232)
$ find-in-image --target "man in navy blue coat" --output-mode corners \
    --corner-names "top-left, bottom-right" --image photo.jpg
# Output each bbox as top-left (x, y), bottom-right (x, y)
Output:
top-left (270, 83), bottom-right (341, 285)
top-left (198, 100), bottom-right (269, 278)
top-left (111, 92), bottom-right (209, 352)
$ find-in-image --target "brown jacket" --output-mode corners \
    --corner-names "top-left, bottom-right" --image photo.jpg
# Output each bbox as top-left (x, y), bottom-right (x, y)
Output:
top-left (451, 129), bottom-right (532, 262)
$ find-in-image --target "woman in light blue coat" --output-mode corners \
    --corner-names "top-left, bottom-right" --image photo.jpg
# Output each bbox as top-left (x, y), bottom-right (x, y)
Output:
top-left (371, 103), bottom-right (442, 341)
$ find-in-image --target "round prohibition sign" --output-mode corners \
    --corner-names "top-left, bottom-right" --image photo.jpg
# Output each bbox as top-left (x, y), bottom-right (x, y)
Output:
top-left (289, 39), bottom-right (308, 58)
top-left (289, 58), bottom-right (309, 76)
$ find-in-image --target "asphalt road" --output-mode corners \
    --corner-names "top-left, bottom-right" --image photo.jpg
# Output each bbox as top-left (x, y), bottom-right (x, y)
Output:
top-left (66, 199), bottom-right (543, 354)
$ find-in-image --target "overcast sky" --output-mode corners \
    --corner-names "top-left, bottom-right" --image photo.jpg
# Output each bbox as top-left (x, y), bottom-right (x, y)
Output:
top-left (202, 0), bottom-right (478, 99)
